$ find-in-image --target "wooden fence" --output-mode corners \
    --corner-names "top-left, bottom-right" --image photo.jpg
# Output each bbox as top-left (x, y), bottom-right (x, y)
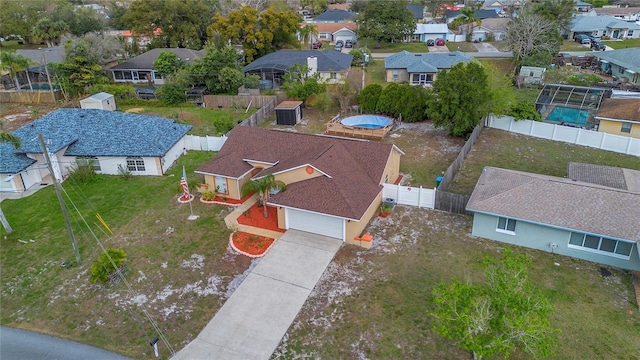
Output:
top-left (434, 124), bottom-right (483, 214)
top-left (238, 98), bottom-right (278, 127)
top-left (0, 90), bottom-right (63, 104)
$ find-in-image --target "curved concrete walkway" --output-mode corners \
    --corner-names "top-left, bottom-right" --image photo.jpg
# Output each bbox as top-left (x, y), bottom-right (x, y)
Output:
top-left (171, 230), bottom-right (342, 360)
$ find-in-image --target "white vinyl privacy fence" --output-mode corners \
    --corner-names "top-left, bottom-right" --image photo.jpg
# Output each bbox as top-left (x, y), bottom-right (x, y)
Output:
top-left (487, 115), bottom-right (640, 157)
top-left (382, 184), bottom-right (435, 209)
top-left (185, 135), bottom-right (227, 151)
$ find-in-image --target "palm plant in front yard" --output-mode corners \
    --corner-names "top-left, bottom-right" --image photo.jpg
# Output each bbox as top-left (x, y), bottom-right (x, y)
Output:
top-left (241, 174), bottom-right (286, 218)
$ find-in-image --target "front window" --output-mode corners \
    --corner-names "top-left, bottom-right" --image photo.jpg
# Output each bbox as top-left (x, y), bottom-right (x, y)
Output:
top-left (214, 176), bottom-right (228, 194)
top-left (392, 70), bottom-right (399, 80)
top-left (113, 71), bottom-right (124, 80)
top-left (621, 122), bottom-right (632, 133)
top-left (330, 72), bottom-right (336, 79)
top-left (496, 216), bottom-right (516, 234)
top-left (126, 157), bottom-right (145, 172)
top-left (76, 156), bottom-right (101, 171)
top-left (569, 232), bottom-right (633, 259)
top-left (628, 30), bottom-right (634, 36)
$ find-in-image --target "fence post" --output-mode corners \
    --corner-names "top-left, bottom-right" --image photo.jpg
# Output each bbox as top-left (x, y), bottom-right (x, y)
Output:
top-left (396, 184), bottom-right (400, 203)
top-left (575, 128), bottom-right (581, 144)
top-left (529, 120), bottom-right (535, 136)
top-left (433, 188), bottom-right (437, 208)
top-left (418, 186), bottom-right (422, 208)
top-left (552, 124), bottom-right (558, 140)
top-left (626, 137), bottom-right (633, 155)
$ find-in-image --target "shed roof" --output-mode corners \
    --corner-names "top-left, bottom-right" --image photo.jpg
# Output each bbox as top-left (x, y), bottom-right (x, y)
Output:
top-left (595, 98), bottom-right (640, 123)
top-left (196, 126), bottom-right (399, 220)
top-left (385, 51), bottom-right (472, 72)
top-left (1, 109), bottom-right (191, 174)
top-left (466, 166), bottom-right (640, 242)
top-left (243, 50), bottom-right (352, 73)
top-left (275, 101), bottom-right (303, 109)
top-left (109, 48), bottom-right (204, 70)
top-left (81, 92), bottom-right (114, 102)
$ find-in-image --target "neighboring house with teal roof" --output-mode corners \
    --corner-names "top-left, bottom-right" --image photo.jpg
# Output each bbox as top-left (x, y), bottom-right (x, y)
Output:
top-left (410, 23), bottom-right (454, 42)
top-left (384, 50), bottom-right (472, 85)
top-left (592, 48), bottom-right (640, 86)
top-left (566, 15), bottom-right (640, 39)
top-left (466, 165), bottom-right (640, 271)
top-left (0, 109), bottom-right (191, 193)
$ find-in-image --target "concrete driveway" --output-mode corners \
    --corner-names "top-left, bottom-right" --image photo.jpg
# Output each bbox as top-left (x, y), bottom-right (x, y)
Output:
top-left (171, 230), bottom-right (342, 360)
top-left (428, 45), bottom-right (450, 53)
top-left (472, 42), bottom-right (499, 52)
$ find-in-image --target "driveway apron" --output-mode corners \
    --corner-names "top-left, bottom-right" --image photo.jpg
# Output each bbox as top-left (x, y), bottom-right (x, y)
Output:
top-left (171, 230), bottom-right (342, 360)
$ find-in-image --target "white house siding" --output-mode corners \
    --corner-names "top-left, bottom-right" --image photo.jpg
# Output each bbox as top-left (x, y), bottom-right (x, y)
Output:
top-left (20, 168), bottom-right (42, 190)
top-left (333, 29), bottom-right (356, 44)
top-left (471, 212), bottom-right (640, 271)
top-left (93, 156), bottom-right (161, 176)
top-left (161, 137), bottom-right (188, 173)
top-left (317, 72), bottom-right (347, 84)
top-left (0, 174), bottom-right (17, 192)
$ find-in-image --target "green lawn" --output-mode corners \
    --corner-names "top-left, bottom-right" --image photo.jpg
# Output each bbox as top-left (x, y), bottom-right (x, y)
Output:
top-left (448, 127), bottom-right (640, 195)
top-left (560, 40), bottom-right (591, 51)
top-left (446, 42), bottom-right (478, 52)
top-left (363, 60), bottom-right (386, 86)
top-left (603, 38), bottom-right (640, 49)
top-left (0, 151), bottom-right (242, 358)
top-left (357, 39), bottom-right (428, 53)
top-left (0, 40), bottom-right (43, 53)
top-left (117, 102), bottom-right (256, 136)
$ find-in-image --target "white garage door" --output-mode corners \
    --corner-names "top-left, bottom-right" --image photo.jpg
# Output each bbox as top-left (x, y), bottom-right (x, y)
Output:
top-left (287, 208), bottom-right (343, 239)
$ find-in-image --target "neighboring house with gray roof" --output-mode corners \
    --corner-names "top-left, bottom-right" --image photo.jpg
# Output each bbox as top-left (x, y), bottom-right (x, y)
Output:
top-left (566, 15), bottom-right (640, 40)
top-left (466, 166), bottom-right (640, 271)
top-left (108, 48), bottom-right (204, 85)
top-left (308, 9), bottom-right (355, 23)
top-left (384, 50), bottom-right (472, 85)
top-left (590, 7), bottom-right (640, 22)
top-left (482, 0), bottom-right (526, 11)
top-left (0, 109), bottom-right (191, 193)
top-left (243, 50), bottom-right (353, 88)
top-left (410, 23), bottom-right (454, 42)
top-left (407, 4), bottom-right (426, 22)
top-left (592, 48), bottom-right (640, 86)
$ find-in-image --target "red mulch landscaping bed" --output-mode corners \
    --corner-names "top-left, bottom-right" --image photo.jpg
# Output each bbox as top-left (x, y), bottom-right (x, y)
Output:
top-left (231, 232), bottom-right (275, 257)
top-left (212, 192), bottom-right (254, 205)
top-left (237, 203), bottom-right (285, 233)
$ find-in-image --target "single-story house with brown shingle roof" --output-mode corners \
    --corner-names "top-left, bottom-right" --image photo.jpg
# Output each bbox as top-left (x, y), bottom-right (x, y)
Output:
top-left (595, 97), bottom-right (640, 138)
top-left (466, 165), bottom-right (640, 271)
top-left (309, 21), bottom-right (357, 44)
top-left (195, 126), bottom-right (403, 248)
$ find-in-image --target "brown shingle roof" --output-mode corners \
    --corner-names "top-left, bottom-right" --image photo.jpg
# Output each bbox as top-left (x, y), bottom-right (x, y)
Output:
top-left (196, 126), bottom-right (397, 220)
top-left (311, 21), bottom-right (357, 33)
top-left (567, 162), bottom-right (628, 190)
top-left (595, 98), bottom-right (640, 123)
top-left (466, 167), bottom-right (640, 242)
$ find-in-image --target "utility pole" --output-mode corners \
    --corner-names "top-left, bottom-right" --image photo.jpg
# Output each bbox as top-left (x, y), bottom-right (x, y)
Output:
top-left (40, 48), bottom-right (55, 101)
top-left (38, 134), bottom-right (81, 265)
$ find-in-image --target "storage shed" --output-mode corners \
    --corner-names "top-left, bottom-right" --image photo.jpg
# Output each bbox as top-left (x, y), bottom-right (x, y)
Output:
top-left (275, 101), bottom-right (303, 125)
top-left (80, 92), bottom-right (116, 111)
top-left (519, 66), bottom-right (546, 85)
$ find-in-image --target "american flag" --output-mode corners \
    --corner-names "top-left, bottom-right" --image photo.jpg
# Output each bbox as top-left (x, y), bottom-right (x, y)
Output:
top-left (180, 166), bottom-right (190, 197)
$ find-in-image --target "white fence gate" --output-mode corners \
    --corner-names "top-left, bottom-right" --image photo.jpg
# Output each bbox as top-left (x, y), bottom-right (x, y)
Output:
top-left (382, 184), bottom-right (436, 209)
top-left (185, 135), bottom-right (227, 151)
top-left (487, 115), bottom-right (640, 157)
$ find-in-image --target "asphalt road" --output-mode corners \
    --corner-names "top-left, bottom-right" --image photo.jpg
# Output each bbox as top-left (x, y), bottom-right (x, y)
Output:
top-left (0, 326), bottom-right (133, 360)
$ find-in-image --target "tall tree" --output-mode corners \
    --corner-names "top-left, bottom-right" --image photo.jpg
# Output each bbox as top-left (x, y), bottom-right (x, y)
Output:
top-left (427, 62), bottom-right (489, 137)
top-left (32, 18), bottom-right (69, 47)
top-left (0, 52), bottom-right (31, 90)
top-left (153, 52), bottom-right (185, 79)
top-left (505, 12), bottom-right (561, 67)
top-left (122, 0), bottom-right (212, 49)
top-left (241, 174), bottom-right (287, 218)
top-left (0, 0), bottom-right (46, 46)
top-left (184, 44), bottom-right (246, 93)
top-left (452, 8), bottom-right (481, 42)
top-left (300, 0), bottom-right (328, 15)
top-left (533, 0), bottom-right (576, 32)
top-left (51, 44), bottom-right (107, 97)
top-left (432, 249), bottom-right (559, 360)
top-left (208, 6), bottom-right (300, 62)
top-left (299, 24), bottom-right (319, 49)
top-left (355, 0), bottom-right (416, 48)
top-left (62, 33), bottom-right (123, 66)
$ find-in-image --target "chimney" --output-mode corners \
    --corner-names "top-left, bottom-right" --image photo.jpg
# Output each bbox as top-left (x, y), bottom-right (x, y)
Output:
top-left (307, 56), bottom-right (318, 76)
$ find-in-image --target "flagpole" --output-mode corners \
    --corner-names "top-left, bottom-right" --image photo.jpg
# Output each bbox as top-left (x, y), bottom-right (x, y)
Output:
top-left (182, 166), bottom-right (199, 221)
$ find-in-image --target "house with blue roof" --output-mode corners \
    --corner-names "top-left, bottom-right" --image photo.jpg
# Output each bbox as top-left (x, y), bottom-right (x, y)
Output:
top-left (0, 109), bottom-right (192, 193)
top-left (243, 50), bottom-right (353, 89)
top-left (593, 48), bottom-right (640, 86)
top-left (566, 15), bottom-right (640, 40)
top-left (308, 9), bottom-right (355, 23)
top-left (384, 51), bottom-right (472, 86)
top-left (410, 24), bottom-right (454, 43)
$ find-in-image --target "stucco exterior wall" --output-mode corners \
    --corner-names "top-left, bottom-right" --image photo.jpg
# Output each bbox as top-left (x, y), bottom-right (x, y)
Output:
top-left (385, 69), bottom-right (410, 83)
top-left (161, 138), bottom-right (188, 173)
top-left (202, 174), bottom-right (243, 200)
top-left (277, 206), bottom-right (286, 229)
top-left (274, 166), bottom-right (323, 185)
top-left (471, 212), bottom-right (640, 271)
top-left (345, 192), bottom-right (383, 248)
top-left (382, 148), bottom-right (402, 184)
top-left (598, 119), bottom-right (640, 139)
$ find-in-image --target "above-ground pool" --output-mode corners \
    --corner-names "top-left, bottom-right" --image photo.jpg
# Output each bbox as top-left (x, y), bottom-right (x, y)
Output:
top-left (546, 106), bottom-right (590, 126)
top-left (341, 115), bottom-right (393, 129)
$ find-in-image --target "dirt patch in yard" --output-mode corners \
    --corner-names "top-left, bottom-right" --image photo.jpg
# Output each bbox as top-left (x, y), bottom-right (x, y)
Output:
top-left (1, 103), bottom-right (60, 131)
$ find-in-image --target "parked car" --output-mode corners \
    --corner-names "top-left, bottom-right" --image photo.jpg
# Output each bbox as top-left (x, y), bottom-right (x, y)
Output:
top-left (575, 34), bottom-right (590, 45)
top-left (345, 40), bottom-right (353, 48)
top-left (426, 39), bottom-right (435, 46)
top-left (334, 43), bottom-right (343, 51)
top-left (589, 35), bottom-right (601, 42)
top-left (591, 40), bottom-right (606, 51)
top-left (336, 40), bottom-right (344, 47)
top-left (312, 41), bottom-right (322, 49)
top-left (435, 38), bottom-right (445, 46)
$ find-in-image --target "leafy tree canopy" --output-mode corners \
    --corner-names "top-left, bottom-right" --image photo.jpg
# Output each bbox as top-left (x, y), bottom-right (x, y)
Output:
top-left (62, 33), bottom-right (123, 66)
top-left (281, 63), bottom-right (326, 105)
top-left (357, 84), bottom-right (383, 114)
top-left (153, 51), bottom-right (185, 78)
top-left (122, 0), bottom-right (212, 49)
top-left (207, 6), bottom-right (300, 62)
top-left (533, 0), bottom-right (576, 31)
top-left (432, 249), bottom-right (559, 360)
top-left (32, 18), bottom-right (69, 48)
top-left (427, 61), bottom-right (489, 137)
top-left (355, 0), bottom-right (416, 48)
top-left (0, 0), bottom-right (46, 44)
